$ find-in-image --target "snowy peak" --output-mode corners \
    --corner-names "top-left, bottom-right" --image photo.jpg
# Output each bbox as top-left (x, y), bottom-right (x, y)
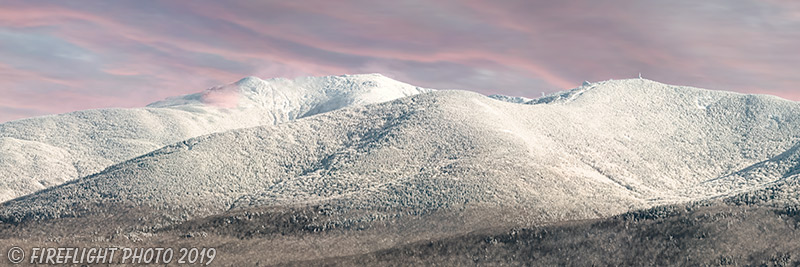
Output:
top-left (0, 73), bottom-right (432, 203)
top-left (527, 78), bottom-right (795, 107)
top-left (234, 76), bottom-right (265, 86)
top-left (148, 74), bottom-right (431, 110)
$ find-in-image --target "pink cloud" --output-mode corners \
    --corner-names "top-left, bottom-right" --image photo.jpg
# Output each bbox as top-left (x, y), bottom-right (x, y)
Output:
top-left (0, 62), bottom-right (86, 89)
top-left (179, 2), bottom-right (576, 89)
top-left (0, 4), bottom-right (347, 78)
top-left (0, 0), bottom-right (798, 123)
top-left (200, 84), bottom-right (241, 108)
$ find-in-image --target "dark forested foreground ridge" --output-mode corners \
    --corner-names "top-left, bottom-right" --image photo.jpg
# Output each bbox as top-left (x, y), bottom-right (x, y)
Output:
top-left (300, 201), bottom-right (800, 266)
top-left (2, 200), bottom-right (799, 266)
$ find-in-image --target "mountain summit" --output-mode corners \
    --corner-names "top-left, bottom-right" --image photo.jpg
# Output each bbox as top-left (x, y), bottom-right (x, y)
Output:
top-left (0, 74), bottom-right (430, 202)
top-left (149, 74), bottom-right (429, 115)
top-left (3, 77), bottom-right (799, 228)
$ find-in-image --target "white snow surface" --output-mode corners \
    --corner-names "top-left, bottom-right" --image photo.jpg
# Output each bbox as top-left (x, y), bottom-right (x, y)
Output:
top-left (0, 74), bottom-right (431, 202)
top-left (3, 78), bottom-right (799, 227)
top-left (488, 94), bottom-right (532, 104)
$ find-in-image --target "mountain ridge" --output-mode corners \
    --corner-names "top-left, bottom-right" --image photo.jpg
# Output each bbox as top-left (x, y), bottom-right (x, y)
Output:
top-left (0, 74), bottom-right (431, 202)
top-left (3, 76), bottom-right (800, 265)
top-left (3, 78), bottom-right (799, 230)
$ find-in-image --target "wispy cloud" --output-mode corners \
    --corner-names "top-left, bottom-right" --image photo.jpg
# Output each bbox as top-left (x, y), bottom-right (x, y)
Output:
top-left (0, 0), bottom-right (798, 122)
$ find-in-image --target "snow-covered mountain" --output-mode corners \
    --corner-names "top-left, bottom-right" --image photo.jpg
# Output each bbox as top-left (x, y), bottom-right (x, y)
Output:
top-left (0, 74), bottom-right (431, 202)
top-left (3, 78), bottom-right (799, 233)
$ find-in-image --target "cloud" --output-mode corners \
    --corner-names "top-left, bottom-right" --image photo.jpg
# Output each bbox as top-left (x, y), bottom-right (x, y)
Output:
top-left (0, 0), bottom-right (798, 122)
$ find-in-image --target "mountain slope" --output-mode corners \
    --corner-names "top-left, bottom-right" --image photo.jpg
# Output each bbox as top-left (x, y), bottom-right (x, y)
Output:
top-left (0, 74), bottom-right (430, 202)
top-left (2, 78), bottom-right (800, 265)
top-left (0, 90), bottom-right (643, 227)
top-left (3, 79), bottom-right (799, 231)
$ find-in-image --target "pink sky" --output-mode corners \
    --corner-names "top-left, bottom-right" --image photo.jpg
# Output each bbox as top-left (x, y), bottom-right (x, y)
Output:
top-left (0, 0), bottom-right (798, 122)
